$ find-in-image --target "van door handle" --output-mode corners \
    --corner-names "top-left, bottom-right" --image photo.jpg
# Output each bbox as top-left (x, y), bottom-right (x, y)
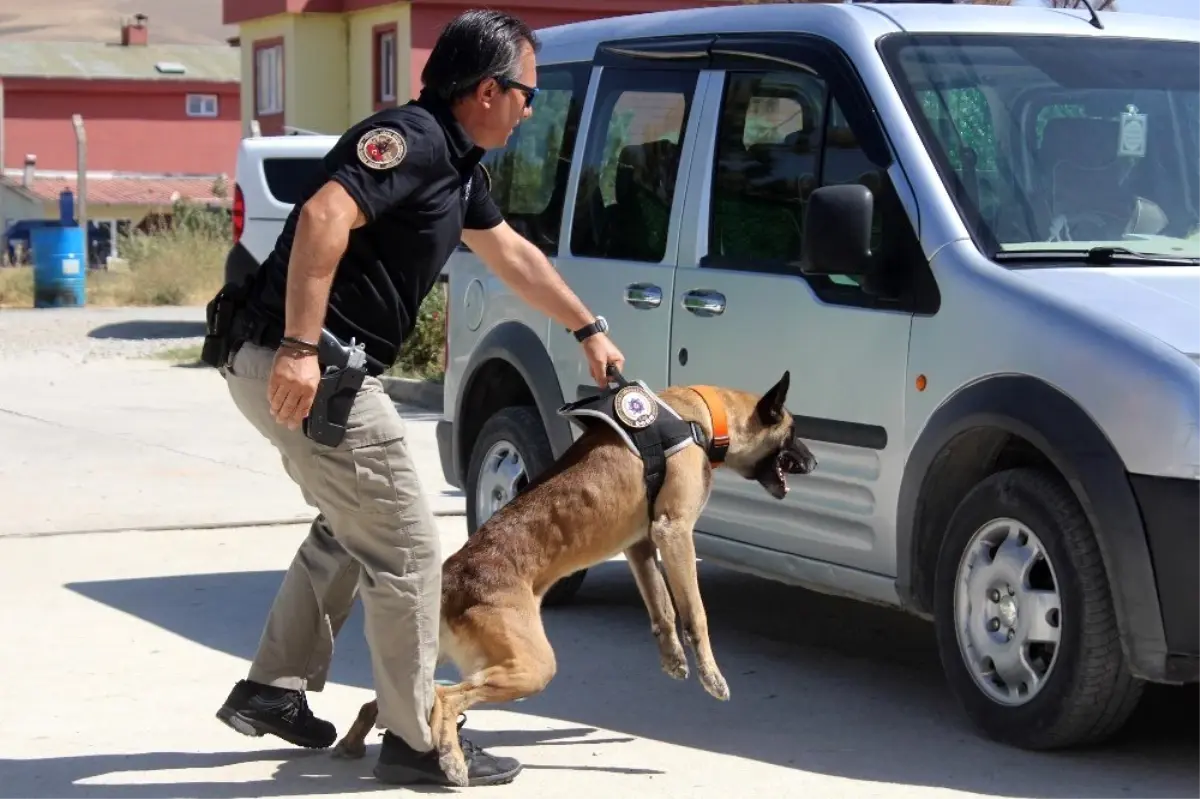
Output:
top-left (624, 282), bottom-right (662, 309)
top-left (682, 289), bottom-right (726, 317)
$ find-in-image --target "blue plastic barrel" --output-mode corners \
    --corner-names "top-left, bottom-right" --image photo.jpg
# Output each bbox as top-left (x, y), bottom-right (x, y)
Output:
top-left (31, 224), bottom-right (86, 308)
top-left (58, 190), bottom-right (75, 225)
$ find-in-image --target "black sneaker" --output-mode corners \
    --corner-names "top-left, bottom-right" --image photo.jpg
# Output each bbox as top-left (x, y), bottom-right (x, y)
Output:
top-left (373, 719), bottom-right (522, 787)
top-left (216, 679), bottom-right (337, 749)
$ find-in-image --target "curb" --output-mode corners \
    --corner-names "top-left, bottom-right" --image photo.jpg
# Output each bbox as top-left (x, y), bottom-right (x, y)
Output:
top-left (381, 376), bottom-right (444, 411)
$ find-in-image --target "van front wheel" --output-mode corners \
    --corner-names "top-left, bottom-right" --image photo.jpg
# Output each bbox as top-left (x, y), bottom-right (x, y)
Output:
top-left (932, 467), bottom-right (1143, 750)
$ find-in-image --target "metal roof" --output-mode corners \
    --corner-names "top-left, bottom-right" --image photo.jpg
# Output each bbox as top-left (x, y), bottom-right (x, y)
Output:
top-left (0, 41), bottom-right (240, 83)
top-left (0, 173), bottom-right (231, 208)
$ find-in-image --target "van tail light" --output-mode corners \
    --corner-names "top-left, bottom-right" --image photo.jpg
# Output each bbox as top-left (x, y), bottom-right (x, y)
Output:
top-left (232, 183), bottom-right (245, 243)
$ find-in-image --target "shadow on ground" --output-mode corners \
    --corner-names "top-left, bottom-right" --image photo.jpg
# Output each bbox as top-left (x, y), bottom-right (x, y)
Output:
top-left (88, 320), bottom-right (206, 340)
top-left (0, 729), bottom-right (653, 799)
top-left (5, 561), bottom-right (1194, 799)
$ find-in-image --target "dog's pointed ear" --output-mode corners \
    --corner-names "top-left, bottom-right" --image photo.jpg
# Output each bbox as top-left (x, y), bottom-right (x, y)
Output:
top-left (756, 370), bottom-right (790, 426)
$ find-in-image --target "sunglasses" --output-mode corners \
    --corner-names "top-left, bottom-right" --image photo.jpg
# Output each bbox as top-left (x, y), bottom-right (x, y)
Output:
top-left (495, 76), bottom-right (539, 109)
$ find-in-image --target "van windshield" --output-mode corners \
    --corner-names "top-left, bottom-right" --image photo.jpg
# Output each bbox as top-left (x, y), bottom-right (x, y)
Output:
top-left (882, 33), bottom-right (1199, 263)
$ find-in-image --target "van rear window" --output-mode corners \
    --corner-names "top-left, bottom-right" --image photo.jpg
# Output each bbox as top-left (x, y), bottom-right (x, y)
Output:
top-left (262, 157), bottom-right (325, 205)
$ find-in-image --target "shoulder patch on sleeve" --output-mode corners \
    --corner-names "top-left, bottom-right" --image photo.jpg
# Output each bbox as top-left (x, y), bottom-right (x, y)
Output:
top-left (356, 127), bottom-right (407, 170)
top-left (478, 163), bottom-right (491, 192)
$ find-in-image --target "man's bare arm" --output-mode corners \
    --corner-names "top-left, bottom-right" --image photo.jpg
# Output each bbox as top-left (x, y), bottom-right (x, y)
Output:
top-left (460, 222), bottom-right (594, 332)
top-left (283, 180), bottom-right (367, 345)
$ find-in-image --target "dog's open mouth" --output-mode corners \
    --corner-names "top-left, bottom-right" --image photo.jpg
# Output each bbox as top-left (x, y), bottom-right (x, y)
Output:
top-left (778, 451), bottom-right (804, 479)
top-left (754, 438), bottom-right (818, 501)
top-left (774, 453), bottom-right (795, 495)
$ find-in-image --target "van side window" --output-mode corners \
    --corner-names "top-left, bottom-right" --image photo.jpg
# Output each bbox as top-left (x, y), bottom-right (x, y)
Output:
top-left (705, 71), bottom-right (827, 274)
top-left (479, 63), bottom-right (588, 255)
top-left (569, 69), bottom-right (696, 263)
top-left (703, 70), bottom-right (927, 305)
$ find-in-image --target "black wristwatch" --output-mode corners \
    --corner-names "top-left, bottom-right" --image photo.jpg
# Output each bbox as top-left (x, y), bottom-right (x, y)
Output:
top-left (571, 316), bottom-right (608, 342)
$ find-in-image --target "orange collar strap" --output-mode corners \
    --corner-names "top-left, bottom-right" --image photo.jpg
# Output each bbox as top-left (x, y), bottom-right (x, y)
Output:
top-left (689, 385), bottom-right (730, 467)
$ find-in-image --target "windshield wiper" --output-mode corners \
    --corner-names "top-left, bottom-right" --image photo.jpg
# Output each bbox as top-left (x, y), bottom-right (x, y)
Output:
top-left (994, 246), bottom-right (1200, 266)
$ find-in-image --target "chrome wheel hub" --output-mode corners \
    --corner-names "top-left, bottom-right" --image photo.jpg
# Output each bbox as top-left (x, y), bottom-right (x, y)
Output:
top-left (954, 517), bottom-right (1063, 706)
top-left (475, 440), bottom-right (527, 525)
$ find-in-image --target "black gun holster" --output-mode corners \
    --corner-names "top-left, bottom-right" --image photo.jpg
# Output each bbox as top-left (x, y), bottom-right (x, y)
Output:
top-left (303, 364), bottom-right (366, 448)
top-left (200, 279), bottom-right (252, 369)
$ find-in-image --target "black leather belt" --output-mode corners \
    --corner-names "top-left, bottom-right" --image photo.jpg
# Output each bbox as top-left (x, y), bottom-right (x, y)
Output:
top-left (230, 305), bottom-right (285, 351)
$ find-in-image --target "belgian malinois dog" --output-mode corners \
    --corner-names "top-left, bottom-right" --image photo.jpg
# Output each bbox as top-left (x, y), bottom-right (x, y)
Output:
top-left (331, 370), bottom-right (817, 786)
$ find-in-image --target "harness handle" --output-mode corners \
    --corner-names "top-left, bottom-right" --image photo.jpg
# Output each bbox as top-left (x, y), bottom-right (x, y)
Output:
top-left (606, 363), bottom-right (631, 388)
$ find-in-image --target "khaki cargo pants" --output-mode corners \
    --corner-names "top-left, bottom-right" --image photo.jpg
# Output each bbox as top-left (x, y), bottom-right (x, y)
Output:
top-left (220, 340), bottom-right (441, 753)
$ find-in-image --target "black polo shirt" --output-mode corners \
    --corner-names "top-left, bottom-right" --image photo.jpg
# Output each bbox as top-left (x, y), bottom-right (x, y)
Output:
top-left (246, 89), bottom-right (504, 375)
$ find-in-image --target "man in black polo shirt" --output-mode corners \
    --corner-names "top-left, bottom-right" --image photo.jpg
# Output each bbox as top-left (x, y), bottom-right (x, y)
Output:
top-left (212, 10), bottom-right (624, 788)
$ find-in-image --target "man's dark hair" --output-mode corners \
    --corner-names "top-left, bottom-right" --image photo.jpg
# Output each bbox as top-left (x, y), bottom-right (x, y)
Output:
top-left (421, 10), bottom-right (540, 104)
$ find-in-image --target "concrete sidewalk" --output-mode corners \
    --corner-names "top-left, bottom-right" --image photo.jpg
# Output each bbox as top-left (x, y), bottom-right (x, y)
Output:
top-left (0, 354), bottom-right (461, 538)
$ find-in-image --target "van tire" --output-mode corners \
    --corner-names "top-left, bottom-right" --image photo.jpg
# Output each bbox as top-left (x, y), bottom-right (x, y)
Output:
top-left (464, 405), bottom-right (587, 607)
top-left (932, 467), bottom-right (1143, 750)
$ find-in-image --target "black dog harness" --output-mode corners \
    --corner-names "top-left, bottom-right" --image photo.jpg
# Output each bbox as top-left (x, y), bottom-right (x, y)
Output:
top-left (558, 369), bottom-right (720, 519)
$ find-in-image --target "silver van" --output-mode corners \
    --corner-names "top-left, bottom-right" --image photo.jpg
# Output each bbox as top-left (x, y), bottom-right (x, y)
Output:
top-left (435, 1), bottom-right (1199, 751)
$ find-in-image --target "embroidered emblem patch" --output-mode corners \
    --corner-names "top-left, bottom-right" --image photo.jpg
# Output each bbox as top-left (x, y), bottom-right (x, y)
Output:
top-left (615, 385), bottom-right (658, 429)
top-left (357, 128), bottom-right (407, 170)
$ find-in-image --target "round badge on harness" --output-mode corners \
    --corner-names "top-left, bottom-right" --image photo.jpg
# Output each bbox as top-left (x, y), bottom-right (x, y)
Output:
top-left (615, 385), bottom-right (658, 429)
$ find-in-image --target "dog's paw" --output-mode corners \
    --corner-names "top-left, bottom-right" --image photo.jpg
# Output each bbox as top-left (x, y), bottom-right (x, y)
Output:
top-left (662, 653), bottom-right (689, 681)
top-left (330, 739), bottom-right (366, 760)
top-left (439, 748), bottom-right (469, 788)
top-left (700, 668), bottom-right (730, 701)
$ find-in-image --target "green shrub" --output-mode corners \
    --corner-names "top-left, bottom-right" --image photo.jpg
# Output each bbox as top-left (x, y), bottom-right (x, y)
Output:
top-left (389, 281), bottom-right (446, 381)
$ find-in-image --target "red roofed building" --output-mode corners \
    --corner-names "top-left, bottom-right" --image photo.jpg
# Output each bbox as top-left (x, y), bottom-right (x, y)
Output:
top-left (0, 15), bottom-right (241, 264)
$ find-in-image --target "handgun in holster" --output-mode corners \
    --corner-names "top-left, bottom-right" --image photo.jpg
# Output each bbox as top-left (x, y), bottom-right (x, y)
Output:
top-left (303, 329), bottom-right (370, 448)
top-left (200, 280), bottom-right (250, 369)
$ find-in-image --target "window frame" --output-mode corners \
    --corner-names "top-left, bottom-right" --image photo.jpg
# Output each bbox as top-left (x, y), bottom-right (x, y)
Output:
top-left (253, 39), bottom-right (284, 117)
top-left (373, 23), bottom-right (399, 109)
top-left (186, 93), bottom-right (219, 118)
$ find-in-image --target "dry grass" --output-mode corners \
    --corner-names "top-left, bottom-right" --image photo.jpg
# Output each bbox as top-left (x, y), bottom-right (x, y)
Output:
top-left (2, 207), bottom-right (448, 380)
top-left (0, 226), bottom-right (227, 309)
top-left (0, 265), bottom-right (33, 307)
top-left (94, 228), bottom-right (228, 306)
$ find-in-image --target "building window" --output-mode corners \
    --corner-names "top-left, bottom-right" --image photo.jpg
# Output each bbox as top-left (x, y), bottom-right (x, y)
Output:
top-left (374, 25), bottom-right (397, 107)
top-left (255, 42), bottom-right (284, 115)
top-left (187, 94), bottom-right (218, 118)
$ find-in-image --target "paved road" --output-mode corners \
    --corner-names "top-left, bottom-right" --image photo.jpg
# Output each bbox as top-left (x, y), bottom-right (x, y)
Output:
top-left (0, 306), bottom-right (1196, 798)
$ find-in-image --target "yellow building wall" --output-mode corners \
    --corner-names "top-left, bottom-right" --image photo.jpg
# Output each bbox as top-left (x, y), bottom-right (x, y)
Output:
top-left (347, 3), bottom-right (412, 126)
top-left (237, 4), bottom-right (416, 137)
top-left (238, 16), bottom-right (292, 137)
top-left (290, 13), bottom-right (351, 134)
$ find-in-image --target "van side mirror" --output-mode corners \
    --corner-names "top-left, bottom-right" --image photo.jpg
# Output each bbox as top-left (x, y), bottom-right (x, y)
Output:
top-left (801, 184), bottom-right (874, 277)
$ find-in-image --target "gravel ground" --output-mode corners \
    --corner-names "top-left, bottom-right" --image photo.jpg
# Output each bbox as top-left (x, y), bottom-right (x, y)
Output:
top-left (0, 305), bottom-right (207, 362)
